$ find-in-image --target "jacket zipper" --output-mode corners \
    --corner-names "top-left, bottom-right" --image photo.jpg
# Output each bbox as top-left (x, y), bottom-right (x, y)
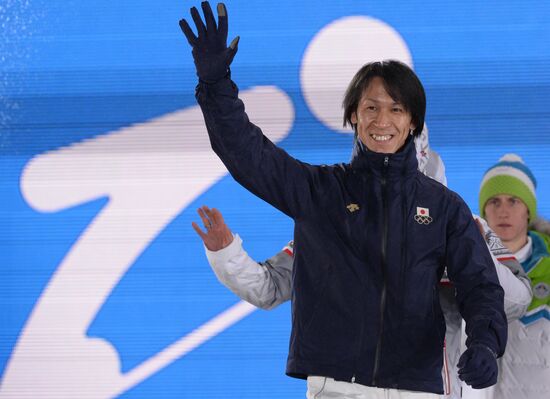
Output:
top-left (372, 155), bottom-right (389, 385)
top-left (352, 173), bottom-right (369, 385)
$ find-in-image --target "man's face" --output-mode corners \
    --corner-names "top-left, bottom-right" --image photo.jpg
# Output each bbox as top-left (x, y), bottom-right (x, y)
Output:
top-left (351, 76), bottom-right (415, 154)
top-left (484, 194), bottom-right (529, 244)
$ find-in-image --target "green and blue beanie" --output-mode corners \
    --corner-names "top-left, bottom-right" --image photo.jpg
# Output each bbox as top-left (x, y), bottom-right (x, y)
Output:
top-left (479, 154), bottom-right (537, 221)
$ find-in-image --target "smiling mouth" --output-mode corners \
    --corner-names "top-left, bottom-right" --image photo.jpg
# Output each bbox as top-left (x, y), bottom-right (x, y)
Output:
top-left (498, 224), bottom-right (512, 228)
top-left (370, 134), bottom-right (393, 142)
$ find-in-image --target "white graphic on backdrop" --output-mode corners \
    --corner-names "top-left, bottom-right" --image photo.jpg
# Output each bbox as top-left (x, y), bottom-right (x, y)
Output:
top-left (300, 16), bottom-right (412, 133)
top-left (1, 16), bottom-right (414, 399)
top-left (0, 87), bottom-right (294, 399)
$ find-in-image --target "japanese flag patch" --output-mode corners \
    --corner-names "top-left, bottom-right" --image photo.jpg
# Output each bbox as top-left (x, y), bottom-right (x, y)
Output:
top-left (414, 207), bottom-right (433, 225)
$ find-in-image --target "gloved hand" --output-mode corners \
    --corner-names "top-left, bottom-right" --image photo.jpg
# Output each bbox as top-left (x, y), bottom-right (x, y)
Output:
top-left (179, 1), bottom-right (240, 84)
top-left (457, 344), bottom-right (498, 389)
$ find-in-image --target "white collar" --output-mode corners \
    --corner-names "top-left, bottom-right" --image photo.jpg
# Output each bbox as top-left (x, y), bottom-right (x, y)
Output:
top-left (515, 236), bottom-right (533, 263)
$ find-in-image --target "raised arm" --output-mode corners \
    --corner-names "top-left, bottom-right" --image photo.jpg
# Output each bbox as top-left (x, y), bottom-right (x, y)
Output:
top-left (193, 206), bottom-right (293, 309)
top-left (180, 2), bottom-right (324, 219)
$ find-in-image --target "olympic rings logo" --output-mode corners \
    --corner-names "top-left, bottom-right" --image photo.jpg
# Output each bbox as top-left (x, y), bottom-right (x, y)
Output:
top-left (414, 214), bottom-right (433, 225)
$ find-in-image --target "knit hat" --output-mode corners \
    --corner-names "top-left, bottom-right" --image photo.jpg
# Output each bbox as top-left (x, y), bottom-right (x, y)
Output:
top-left (479, 154), bottom-right (537, 221)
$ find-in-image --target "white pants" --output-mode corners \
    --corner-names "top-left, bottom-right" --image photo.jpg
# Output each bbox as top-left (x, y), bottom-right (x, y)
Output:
top-left (306, 376), bottom-right (442, 399)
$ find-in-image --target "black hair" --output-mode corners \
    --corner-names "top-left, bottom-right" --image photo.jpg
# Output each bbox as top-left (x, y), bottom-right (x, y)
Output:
top-left (342, 60), bottom-right (426, 137)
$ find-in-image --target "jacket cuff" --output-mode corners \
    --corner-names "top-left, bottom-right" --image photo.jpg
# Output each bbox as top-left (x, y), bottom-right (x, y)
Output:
top-left (468, 329), bottom-right (504, 358)
top-left (470, 344), bottom-right (498, 359)
top-left (205, 234), bottom-right (243, 266)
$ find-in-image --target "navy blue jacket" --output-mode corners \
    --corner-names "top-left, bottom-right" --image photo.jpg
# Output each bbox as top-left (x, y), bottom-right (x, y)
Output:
top-left (196, 78), bottom-right (507, 394)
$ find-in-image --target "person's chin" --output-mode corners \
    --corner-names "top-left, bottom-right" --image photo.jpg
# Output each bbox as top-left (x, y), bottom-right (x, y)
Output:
top-left (494, 228), bottom-right (513, 241)
top-left (373, 143), bottom-right (396, 154)
top-left (366, 139), bottom-right (396, 153)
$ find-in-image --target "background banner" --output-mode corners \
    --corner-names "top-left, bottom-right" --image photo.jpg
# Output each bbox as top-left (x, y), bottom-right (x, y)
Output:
top-left (1, 1), bottom-right (549, 397)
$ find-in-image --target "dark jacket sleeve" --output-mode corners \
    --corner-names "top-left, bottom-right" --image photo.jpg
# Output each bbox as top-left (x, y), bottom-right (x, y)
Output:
top-left (444, 193), bottom-right (508, 357)
top-left (195, 77), bottom-right (324, 219)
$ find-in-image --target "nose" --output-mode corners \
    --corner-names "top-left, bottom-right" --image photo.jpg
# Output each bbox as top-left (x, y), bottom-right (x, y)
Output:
top-left (497, 205), bottom-right (510, 217)
top-left (374, 109), bottom-right (391, 127)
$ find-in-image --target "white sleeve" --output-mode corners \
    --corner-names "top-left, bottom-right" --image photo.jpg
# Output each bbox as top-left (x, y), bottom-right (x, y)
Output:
top-left (205, 234), bottom-right (293, 310)
top-left (491, 250), bottom-right (533, 321)
top-left (475, 216), bottom-right (533, 321)
top-left (424, 149), bottom-right (448, 187)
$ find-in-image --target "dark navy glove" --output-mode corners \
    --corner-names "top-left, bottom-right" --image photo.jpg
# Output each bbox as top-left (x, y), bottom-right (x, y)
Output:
top-left (179, 1), bottom-right (240, 84)
top-left (457, 344), bottom-right (498, 389)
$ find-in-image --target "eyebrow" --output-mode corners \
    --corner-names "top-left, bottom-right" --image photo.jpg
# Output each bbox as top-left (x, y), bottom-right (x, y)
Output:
top-left (363, 98), bottom-right (402, 105)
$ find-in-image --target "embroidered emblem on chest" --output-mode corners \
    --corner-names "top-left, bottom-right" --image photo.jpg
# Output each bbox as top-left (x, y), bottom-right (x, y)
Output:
top-left (533, 282), bottom-right (549, 300)
top-left (346, 203), bottom-right (360, 213)
top-left (414, 206), bottom-right (433, 225)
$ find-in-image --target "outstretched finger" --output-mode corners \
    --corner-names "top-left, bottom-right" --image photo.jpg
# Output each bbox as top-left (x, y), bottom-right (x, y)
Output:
top-left (229, 35), bottom-right (239, 50)
top-left (179, 19), bottom-right (197, 45)
top-left (197, 207), bottom-right (212, 229)
top-left (201, 205), bottom-right (212, 216)
top-left (210, 207), bottom-right (225, 226)
top-left (190, 6), bottom-right (206, 39)
top-left (201, 1), bottom-right (217, 33)
top-left (191, 221), bottom-right (208, 241)
top-left (217, 3), bottom-right (228, 40)
top-left (227, 36), bottom-right (239, 64)
top-left (203, 206), bottom-right (217, 228)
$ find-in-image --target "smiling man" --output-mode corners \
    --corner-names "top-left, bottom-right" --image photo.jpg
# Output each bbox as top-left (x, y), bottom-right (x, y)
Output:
top-left (179, 2), bottom-right (507, 398)
top-left (346, 76), bottom-right (421, 154)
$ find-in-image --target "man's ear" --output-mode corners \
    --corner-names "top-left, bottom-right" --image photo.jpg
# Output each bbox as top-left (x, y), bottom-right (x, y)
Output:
top-left (351, 112), bottom-right (357, 124)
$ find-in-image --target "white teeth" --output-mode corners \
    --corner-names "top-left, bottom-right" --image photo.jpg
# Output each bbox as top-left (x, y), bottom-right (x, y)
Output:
top-left (371, 134), bottom-right (391, 142)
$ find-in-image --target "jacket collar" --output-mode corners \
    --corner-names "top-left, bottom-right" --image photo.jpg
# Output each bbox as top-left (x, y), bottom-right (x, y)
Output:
top-left (350, 136), bottom-right (418, 179)
top-left (524, 231), bottom-right (550, 272)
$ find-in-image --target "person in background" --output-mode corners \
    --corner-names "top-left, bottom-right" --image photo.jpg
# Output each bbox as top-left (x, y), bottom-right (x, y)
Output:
top-left (180, 2), bottom-right (507, 397)
top-left (476, 154), bottom-right (550, 399)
